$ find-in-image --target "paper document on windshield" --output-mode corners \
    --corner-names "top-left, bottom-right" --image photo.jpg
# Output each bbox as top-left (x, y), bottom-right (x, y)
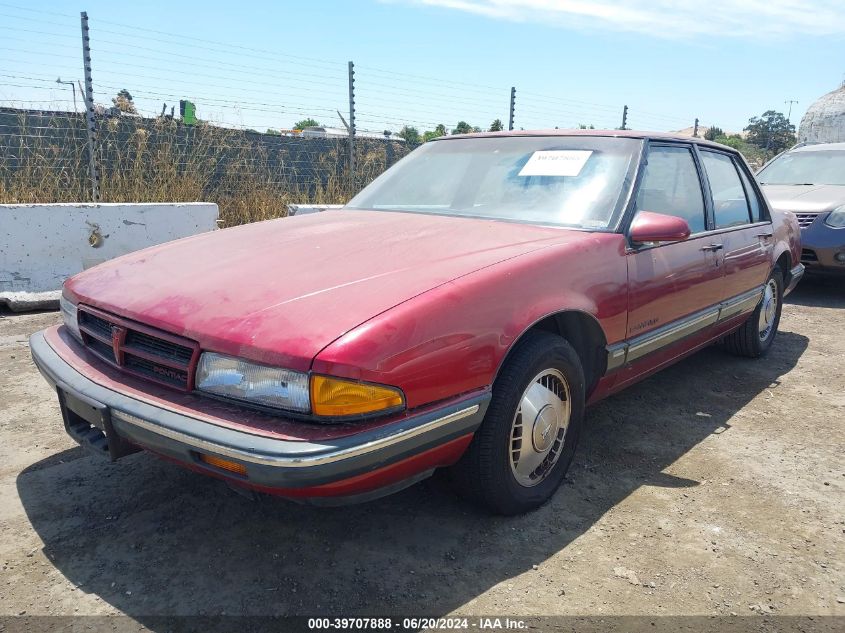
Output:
top-left (518, 150), bottom-right (593, 177)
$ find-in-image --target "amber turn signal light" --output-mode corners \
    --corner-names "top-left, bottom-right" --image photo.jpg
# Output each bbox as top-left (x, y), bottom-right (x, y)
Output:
top-left (198, 453), bottom-right (247, 476)
top-left (311, 375), bottom-right (404, 417)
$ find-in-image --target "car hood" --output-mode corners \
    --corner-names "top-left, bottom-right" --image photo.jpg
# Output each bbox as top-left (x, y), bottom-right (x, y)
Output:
top-left (761, 184), bottom-right (845, 213)
top-left (66, 209), bottom-right (578, 370)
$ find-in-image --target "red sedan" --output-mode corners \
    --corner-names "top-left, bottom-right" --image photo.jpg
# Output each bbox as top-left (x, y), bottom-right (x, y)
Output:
top-left (31, 131), bottom-right (803, 515)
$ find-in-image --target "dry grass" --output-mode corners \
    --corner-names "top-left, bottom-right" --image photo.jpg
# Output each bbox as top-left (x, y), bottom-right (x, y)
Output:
top-left (0, 112), bottom-right (404, 226)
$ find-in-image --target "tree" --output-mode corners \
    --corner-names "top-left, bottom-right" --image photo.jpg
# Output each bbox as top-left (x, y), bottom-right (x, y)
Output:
top-left (713, 134), bottom-right (767, 167)
top-left (716, 134), bottom-right (743, 149)
top-left (452, 121), bottom-right (473, 135)
top-left (489, 119), bottom-right (503, 132)
top-left (704, 126), bottom-right (724, 141)
top-left (397, 125), bottom-right (421, 145)
top-left (744, 111), bottom-right (795, 155)
top-left (422, 123), bottom-right (447, 142)
top-left (293, 118), bottom-right (320, 130)
top-left (112, 89), bottom-right (136, 114)
top-left (577, 123), bottom-right (595, 129)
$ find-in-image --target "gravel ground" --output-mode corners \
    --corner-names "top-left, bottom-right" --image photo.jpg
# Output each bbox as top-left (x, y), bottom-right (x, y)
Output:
top-left (0, 278), bottom-right (843, 625)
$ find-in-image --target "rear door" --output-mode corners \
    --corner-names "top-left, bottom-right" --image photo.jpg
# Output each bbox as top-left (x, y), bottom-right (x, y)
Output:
top-left (618, 142), bottom-right (724, 385)
top-left (697, 148), bottom-right (772, 307)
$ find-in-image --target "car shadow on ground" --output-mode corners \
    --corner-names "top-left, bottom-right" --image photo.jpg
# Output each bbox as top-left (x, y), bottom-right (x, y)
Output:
top-left (16, 330), bottom-right (808, 620)
top-left (785, 275), bottom-right (845, 308)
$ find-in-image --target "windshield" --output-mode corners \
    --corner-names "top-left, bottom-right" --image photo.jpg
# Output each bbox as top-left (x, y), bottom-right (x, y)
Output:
top-left (346, 136), bottom-right (641, 229)
top-left (757, 149), bottom-right (845, 186)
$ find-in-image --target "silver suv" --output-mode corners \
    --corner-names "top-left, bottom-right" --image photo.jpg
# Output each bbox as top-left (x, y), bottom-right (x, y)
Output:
top-left (758, 142), bottom-right (845, 275)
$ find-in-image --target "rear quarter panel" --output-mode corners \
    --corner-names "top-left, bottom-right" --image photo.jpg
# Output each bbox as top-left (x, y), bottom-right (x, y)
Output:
top-left (312, 233), bottom-right (629, 409)
top-left (771, 209), bottom-right (802, 273)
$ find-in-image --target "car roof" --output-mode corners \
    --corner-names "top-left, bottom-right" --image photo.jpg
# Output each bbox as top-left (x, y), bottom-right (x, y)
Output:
top-left (438, 128), bottom-right (735, 151)
top-left (789, 142), bottom-right (845, 153)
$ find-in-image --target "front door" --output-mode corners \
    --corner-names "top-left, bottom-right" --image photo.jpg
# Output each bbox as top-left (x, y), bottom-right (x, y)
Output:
top-left (617, 143), bottom-right (724, 388)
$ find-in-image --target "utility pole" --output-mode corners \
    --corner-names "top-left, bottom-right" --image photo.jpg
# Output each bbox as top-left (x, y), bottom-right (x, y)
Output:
top-left (784, 99), bottom-right (798, 122)
top-left (693, 117), bottom-right (699, 138)
top-left (80, 11), bottom-right (99, 201)
top-left (621, 105), bottom-right (628, 130)
top-left (508, 86), bottom-right (516, 131)
top-left (347, 61), bottom-right (356, 190)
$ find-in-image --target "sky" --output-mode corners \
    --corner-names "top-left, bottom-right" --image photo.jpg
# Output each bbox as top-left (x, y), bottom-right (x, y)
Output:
top-left (1, 0), bottom-right (844, 135)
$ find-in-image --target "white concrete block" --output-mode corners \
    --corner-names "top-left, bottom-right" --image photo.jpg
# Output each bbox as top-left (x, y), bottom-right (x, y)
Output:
top-left (0, 202), bottom-right (218, 311)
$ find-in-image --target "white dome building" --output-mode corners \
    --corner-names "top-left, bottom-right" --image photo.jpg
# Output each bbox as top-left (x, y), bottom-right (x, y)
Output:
top-left (798, 82), bottom-right (845, 144)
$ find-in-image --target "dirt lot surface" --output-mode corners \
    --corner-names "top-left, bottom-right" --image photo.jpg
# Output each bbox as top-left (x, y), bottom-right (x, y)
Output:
top-left (0, 279), bottom-right (843, 625)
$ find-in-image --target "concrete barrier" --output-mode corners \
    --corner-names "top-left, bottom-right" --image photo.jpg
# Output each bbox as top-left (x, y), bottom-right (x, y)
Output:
top-left (1, 202), bottom-right (218, 312)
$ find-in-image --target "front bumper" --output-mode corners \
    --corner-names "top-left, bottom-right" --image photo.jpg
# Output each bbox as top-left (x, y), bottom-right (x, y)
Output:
top-left (30, 329), bottom-right (489, 500)
top-left (785, 263), bottom-right (805, 295)
top-left (800, 223), bottom-right (845, 274)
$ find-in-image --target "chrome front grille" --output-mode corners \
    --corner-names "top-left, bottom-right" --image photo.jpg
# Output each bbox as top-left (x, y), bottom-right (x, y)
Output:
top-left (795, 212), bottom-right (820, 228)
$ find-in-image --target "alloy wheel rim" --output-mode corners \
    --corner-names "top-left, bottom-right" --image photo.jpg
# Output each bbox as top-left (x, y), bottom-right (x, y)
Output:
top-left (758, 279), bottom-right (778, 341)
top-left (509, 368), bottom-right (571, 488)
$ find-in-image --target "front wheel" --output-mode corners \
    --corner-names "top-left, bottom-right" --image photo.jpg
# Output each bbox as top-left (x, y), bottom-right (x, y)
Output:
top-left (449, 331), bottom-right (585, 515)
top-left (722, 267), bottom-right (783, 358)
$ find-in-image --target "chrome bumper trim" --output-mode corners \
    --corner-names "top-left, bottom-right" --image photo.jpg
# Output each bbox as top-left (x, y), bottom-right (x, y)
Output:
top-left (111, 405), bottom-right (480, 468)
top-left (785, 263), bottom-right (805, 295)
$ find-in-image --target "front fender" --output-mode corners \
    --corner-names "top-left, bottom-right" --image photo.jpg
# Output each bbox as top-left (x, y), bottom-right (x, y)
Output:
top-left (312, 234), bottom-right (628, 409)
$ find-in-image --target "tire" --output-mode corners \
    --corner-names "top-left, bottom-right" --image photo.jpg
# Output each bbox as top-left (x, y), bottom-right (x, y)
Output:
top-left (722, 266), bottom-right (784, 358)
top-left (449, 330), bottom-right (585, 515)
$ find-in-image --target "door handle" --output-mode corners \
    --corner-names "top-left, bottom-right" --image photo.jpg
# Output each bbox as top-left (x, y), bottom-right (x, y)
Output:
top-left (701, 243), bottom-right (724, 251)
top-left (756, 232), bottom-right (773, 239)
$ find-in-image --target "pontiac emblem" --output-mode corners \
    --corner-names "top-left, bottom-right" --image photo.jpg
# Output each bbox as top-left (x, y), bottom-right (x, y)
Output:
top-left (110, 325), bottom-right (126, 365)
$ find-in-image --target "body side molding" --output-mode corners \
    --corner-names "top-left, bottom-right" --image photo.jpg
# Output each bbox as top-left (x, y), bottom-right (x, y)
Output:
top-left (605, 285), bottom-right (764, 372)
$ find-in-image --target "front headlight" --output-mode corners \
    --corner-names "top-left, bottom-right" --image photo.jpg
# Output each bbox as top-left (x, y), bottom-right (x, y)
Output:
top-left (311, 375), bottom-right (405, 417)
top-left (196, 352), bottom-right (406, 417)
top-left (196, 352), bottom-right (310, 412)
top-left (59, 294), bottom-right (82, 342)
top-left (824, 205), bottom-right (845, 228)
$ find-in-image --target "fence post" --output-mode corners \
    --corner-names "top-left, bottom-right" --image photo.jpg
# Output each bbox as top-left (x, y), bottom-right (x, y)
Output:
top-left (385, 139), bottom-right (395, 169)
top-left (347, 61), bottom-right (356, 190)
top-left (508, 86), bottom-right (516, 131)
top-left (80, 11), bottom-right (100, 201)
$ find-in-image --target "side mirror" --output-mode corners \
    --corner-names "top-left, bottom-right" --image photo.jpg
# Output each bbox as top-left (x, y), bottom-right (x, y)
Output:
top-left (629, 211), bottom-right (691, 244)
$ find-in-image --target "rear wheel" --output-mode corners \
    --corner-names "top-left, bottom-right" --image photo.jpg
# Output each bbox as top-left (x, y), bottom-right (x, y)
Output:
top-left (722, 267), bottom-right (783, 358)
top-left (449, 331), bottom-right (585, 515)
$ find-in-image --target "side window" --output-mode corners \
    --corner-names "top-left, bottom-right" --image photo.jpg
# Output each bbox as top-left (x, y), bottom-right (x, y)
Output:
top-left (700, 151), bottom-right (752, 228)
top-left (635, 146), bottom-right (706, 234)
top-left (736, 163), bottom-right (765, 222)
